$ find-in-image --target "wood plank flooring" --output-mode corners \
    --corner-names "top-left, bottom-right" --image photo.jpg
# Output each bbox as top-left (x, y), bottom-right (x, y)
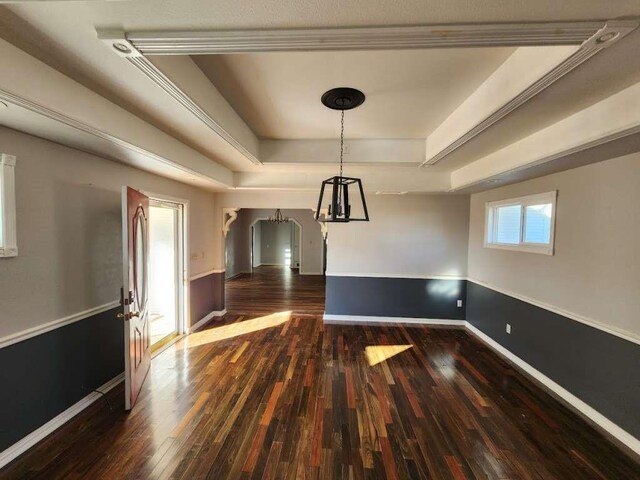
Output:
top-left (225, 266), bottom-right (326, 316)
top-left (1, 267), bottom-right (638, 479)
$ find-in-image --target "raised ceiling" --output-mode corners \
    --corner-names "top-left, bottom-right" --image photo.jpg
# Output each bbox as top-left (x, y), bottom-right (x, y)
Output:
top-left (0, 1), bottom-right (639, 193)
top-left (193, 48), bottom-right (515, 139)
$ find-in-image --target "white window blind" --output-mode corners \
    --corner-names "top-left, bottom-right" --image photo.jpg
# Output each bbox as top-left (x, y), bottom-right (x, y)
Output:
top-left (485, 191), bottom-right (557, 255)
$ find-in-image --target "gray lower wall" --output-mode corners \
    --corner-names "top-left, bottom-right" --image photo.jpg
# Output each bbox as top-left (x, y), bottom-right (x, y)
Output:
top-left (325, 276), bottom-right (466, 320)
top-left (190, 272), bottom-right (225, 326)
top-left (466, 281), bottom-right (640, 439)
top-left (0, 306), bottom-right (124, 452)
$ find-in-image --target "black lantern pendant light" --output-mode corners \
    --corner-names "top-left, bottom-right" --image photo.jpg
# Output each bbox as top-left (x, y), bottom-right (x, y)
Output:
top-left (268, 208), bottom-right (289, 224)
top-left (315, 88), bottom-right (369, 223)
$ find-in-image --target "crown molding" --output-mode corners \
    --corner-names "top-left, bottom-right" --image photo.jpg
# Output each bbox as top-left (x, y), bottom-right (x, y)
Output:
top-left (124, 22), bottom-right (611, 55)
top-left (421, 20), bottom-right (638, 167)
top-left (449, 123), bottom-right (640, 192)
top-left (97, 21), bottom-right (638, 175)
top-left (126, 56), bottom-right (261, 166)
top-left (97, 31), bottom-right (260, 167)
top-left (0, 89), bottom-right (227, 188)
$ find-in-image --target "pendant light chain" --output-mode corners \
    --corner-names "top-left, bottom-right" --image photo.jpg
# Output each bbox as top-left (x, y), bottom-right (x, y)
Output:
top-left (315, 86), bottom-right (369, 223)
top-left (339, 109), bottom-right (344, 179)
top-left (337, 109), bottom-right (345, 213)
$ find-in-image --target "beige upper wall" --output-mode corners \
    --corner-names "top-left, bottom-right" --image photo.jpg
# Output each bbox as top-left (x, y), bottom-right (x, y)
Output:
top-left (468, 152), bottom-right (640, 338)
top-left (0, 126), bottom-right (217, 339)
top-left (327, 195), bottom-right (470, 278)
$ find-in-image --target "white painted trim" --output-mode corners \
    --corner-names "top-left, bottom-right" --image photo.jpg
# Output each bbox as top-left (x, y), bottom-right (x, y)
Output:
top-left (189, 268), bottom-right (225, 281)
top-left (0, 89), bottom-right (227, 190)
top-left (188, 309), bottom-right (227, 333)
top-left (0, 301), bottom-right (121, 349)
top-left (0, 372), bottom-right (125, 469)
top-left (467, 277), bottom-right (640, 346)
top-left (222, 208), bottom-right (239, 238)
top-left (104, 21), bottom-right (637, 174)
top-left (484, 190), bottom-right (557, 256)
top-left (465, 322), bottom-right (640, 457)
top-left (325, 272), bottom-right (467, 280)
top-left (420, 21), bottom-right (636, 167)
top-left (124, 22), bottom-right (613, 55)
top-left (0, 154), bottom-right (17, 258)
top-left (323, 314), bottom-right (465, 326)
top-left (450, 123), bottom-right (640, 192)
top-left (147, 192), bottom-right (189, 336)
top-left (125, 56), bottom-right (261, 166)
top-left (300, 271), bottom-right (324, 276)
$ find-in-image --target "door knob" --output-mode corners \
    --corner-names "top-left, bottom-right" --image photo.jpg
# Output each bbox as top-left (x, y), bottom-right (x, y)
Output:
top-left (116, 312), bottom-right (127, 320)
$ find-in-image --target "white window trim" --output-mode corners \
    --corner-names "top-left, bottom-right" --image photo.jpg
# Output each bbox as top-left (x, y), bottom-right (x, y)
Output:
top-left (0, 154), bottom-right (17, 258)
top-left (484, 190), bottom-right (557, 256)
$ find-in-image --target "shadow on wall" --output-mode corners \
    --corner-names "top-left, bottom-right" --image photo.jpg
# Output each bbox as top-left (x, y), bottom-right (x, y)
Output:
top-left (52, 180), bottom-right (121, 315)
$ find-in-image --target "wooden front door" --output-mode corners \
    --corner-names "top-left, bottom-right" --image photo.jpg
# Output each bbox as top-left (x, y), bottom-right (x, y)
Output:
top-left (121, 186), bottom-right (151, 410)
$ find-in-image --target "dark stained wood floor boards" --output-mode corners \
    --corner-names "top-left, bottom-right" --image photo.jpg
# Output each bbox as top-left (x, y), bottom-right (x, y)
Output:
top-left (1, 267), bottom-right (638, 479)
top-left (225, 266), bottom-right (326, 316)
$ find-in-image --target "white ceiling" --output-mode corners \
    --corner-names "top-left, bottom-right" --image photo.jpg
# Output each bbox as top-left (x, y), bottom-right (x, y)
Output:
top-left (194, 48), bottom-right (515, 139)
top-left (0, 1), bottom-right (639, 193)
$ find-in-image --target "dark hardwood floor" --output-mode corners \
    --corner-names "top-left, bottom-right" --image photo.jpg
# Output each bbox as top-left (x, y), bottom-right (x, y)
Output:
top-left (1, 267), bottom-right (638, 479)
top-left (225, 266), bottom-right (326, 316)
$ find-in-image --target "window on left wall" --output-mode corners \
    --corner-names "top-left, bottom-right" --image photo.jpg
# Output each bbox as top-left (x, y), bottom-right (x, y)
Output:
top-left (0, 154), bottom-right (17, 257)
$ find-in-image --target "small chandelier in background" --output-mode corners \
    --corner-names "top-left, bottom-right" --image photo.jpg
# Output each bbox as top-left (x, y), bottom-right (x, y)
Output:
top-left (315, 87), bottom-right (369, 223)
top-left (268, 209), bottom-right (289, 224)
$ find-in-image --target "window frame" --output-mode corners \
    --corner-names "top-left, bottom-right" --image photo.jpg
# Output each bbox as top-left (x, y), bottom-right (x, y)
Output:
top-left (484, 190), bottom-right (557, 256)
top-left (0, 154), bottom-right (17, 258)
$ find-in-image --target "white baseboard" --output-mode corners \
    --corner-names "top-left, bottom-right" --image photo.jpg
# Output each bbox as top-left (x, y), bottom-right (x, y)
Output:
top-left (465, 322), bottom-right (640, 457)
top-left (323, 313), bottom-right (465, 326)
top-left (323, 311), bottom-right (639, 456)
top-left (0, 372), bottom-right (124, 469)
top-left (300, 271), bottom-right (325, 276)
top-left (189, 309), bottom-right (227, 333)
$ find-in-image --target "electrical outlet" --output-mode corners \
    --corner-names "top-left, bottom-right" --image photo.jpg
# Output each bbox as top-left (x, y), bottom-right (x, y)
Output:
top-left (457, 300), bottom-right (463, 307)
top-left (506, 324), bottom-right (511, 334)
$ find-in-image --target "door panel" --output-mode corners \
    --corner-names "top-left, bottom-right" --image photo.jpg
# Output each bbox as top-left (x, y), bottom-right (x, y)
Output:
top-left (121, 186), bottom-right (151, 410)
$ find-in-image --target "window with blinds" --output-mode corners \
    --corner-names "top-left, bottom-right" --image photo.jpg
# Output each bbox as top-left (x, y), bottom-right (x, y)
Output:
top-left (485, 191), bottom-right (557, 255)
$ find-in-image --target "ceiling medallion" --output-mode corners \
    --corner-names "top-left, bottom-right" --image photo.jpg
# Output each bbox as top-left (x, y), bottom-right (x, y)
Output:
top-left (315, 87), bottom-right (370, 223)
top-left (268, 209), bottom-right (289, 224)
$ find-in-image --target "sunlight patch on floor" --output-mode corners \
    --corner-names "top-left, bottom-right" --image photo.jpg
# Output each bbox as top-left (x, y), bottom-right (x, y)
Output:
top-left (365, 345), bottom-right (413, 366)
top-left (182, 311), bottom-right (292, 348)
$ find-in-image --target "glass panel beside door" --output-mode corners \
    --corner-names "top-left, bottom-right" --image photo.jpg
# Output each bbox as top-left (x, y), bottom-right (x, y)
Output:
top-left (148, 200), bottom-right (181, 349)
